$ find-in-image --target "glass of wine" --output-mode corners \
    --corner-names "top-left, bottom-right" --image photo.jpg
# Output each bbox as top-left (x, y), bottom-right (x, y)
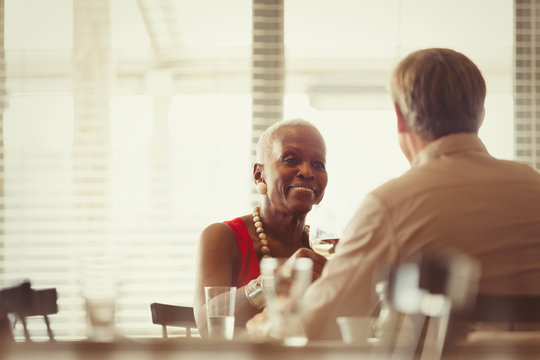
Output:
top-left (308, 205), bottom-right (342, 259)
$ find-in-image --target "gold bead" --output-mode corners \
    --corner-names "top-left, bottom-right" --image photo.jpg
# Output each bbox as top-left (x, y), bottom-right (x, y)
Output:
top-left (253, 205), bottom-right (271, 257)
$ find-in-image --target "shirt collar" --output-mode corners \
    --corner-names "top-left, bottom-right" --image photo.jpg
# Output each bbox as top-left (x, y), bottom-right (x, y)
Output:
top-left (411, 133), bottom-right (488, 168)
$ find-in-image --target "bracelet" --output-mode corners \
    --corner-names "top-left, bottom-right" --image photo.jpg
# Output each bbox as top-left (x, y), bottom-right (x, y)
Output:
top-left (244, 275), bottom-right (265, 310)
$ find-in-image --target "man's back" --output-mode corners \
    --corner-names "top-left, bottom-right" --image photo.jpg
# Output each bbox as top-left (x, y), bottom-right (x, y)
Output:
top-left (301, 133), bottom-right (540, 340)
top-left (276, 48), bottom-right (540, 340)
top-left (373, 133), bottom-right (540, 295)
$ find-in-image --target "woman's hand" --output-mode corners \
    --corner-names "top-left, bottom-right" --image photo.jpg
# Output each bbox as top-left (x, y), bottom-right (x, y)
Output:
top-left (245, 308), bottom-right (271, 340)
top-left (284, 248), bottom-right (327, 282)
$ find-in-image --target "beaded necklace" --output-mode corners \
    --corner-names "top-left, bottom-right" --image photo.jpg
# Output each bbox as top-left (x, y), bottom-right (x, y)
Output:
top-left (252, 206), bottom-right (310, 258)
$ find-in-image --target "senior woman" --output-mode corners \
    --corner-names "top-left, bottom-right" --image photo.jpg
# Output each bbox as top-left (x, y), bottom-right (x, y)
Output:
top-left (194, 118), bottom-right (328, 336)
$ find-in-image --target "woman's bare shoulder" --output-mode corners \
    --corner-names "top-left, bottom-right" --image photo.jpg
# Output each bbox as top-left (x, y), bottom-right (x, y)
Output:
top-left (198, 216), bottom-right (250, 263)
top-left (199, 215), bottom-right (252, 247)
top-left (202, 215), bottom-right (251, 233)
top-left (200, 222), bottom-right (235, 243)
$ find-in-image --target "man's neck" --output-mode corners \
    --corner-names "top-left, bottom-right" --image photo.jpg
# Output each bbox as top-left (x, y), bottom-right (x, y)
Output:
top-left (402, 131), bottom-right (434, 164)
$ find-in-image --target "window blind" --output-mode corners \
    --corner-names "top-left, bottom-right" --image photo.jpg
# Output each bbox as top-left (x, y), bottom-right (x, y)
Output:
top-left (2, 0), bottom-right (252, 339)
top-left (515, 0), bottom-right (540, 171)
top-left (250, 0), bottom-right (284, 205)
top-left (1, 0), bottom-right (517, 341)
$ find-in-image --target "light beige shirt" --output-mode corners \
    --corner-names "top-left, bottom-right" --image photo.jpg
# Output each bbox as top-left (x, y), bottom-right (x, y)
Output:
top-left (303, 133), bottom-right (540, 339)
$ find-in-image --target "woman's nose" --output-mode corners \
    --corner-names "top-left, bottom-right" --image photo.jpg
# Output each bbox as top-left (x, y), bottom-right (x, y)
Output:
top-left (297, 162), bottom-right (314, 178)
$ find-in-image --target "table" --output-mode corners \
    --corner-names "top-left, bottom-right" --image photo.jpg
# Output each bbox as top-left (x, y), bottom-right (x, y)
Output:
top-left (2, 334), bottom-right (540, 360)
top-left (3, 339), bottom-right (374, 360)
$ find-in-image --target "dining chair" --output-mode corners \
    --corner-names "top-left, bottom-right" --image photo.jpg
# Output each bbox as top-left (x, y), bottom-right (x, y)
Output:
top-left (24, 288), bottom-right (58, 340)
top-left (150, 302), bottom-right (197, 338)
top-left (460, 294), bottom-right (540, 326)
top-left (0, 281), bottom-right (58, 341)
top-left (435, 292), bottom-right (540, 360)
top-left (444, 293), bottom-right (540, 343)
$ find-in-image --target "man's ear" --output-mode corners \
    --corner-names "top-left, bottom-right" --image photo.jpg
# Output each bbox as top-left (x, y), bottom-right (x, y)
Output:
top-left (253, 163), bottom-right (264, 183)
top-left (478, 107), bottom-right (486, 130)
top-left (395, 102), bottom-right (409, 134)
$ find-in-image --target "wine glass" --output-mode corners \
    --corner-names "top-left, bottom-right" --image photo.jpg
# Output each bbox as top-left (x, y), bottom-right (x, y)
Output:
top-left (308, 205), bottom-right (342, 259)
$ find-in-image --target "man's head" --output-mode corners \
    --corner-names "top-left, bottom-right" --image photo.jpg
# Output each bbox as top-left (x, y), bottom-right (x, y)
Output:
top-left (391, 48), bottom-right (486, 141)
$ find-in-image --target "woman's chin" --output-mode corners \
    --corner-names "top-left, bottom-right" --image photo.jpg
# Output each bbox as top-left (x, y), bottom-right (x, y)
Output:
top-left (288, 202), bottom-right (315, 216)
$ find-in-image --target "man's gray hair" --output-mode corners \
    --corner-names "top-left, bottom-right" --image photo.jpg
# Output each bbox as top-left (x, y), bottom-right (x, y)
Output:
top-left (255, 118), bottom-right (323, 164)
top-left (391, 48), bottom-right (486, 140)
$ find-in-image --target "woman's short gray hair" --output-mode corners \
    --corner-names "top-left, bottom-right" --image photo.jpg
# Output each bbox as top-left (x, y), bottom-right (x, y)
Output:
top-left (255, 118), bottom-right (324, 164)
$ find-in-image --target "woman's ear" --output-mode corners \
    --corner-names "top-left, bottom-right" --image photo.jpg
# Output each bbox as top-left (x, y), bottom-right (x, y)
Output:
top-left (253, 163), bottom-right (264, 183)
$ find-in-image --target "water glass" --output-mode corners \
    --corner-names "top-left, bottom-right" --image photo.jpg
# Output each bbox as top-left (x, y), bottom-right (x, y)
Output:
top-left (78, 253), bottom-right (122, 341)
top-left (260, 257), bottom-right (313, 346)
top-left (204, 286), bottom-right (236, 340)
top-left (337, 316), bottom-right (376, 344)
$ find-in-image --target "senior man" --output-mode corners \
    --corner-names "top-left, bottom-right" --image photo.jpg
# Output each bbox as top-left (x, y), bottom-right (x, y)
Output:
top-left (248, 48), bottom-right (540, 340)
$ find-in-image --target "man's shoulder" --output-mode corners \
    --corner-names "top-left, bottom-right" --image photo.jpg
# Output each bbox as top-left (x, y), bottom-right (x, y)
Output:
top-left (370, 156), bottom-right (540, 205)
top-left (480, 156), bottom-right (540, 185)
top-left (369, 168), bottom-right (420, 201)
top-left (495, 157), bottom-right (540, 175)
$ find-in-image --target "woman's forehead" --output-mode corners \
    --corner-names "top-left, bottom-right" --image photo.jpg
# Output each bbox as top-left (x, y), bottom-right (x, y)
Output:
top-left (271, 126), bottom-right (326, 154)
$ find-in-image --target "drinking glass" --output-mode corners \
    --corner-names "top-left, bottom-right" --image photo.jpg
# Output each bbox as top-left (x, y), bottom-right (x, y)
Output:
top-left (336, 316), bottom-right (377, 344)
top-left (260, 257), bottom-right (313, 346)
top-left (78, 253), bottom-right (122, 342)
top-left (308, 205), bottom-right (342, 258)
top-left (204, 286), bottom-right (236, 340)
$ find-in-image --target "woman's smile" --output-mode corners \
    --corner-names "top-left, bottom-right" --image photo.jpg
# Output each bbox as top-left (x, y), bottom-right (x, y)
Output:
top-left (288, 185), bottom-right (316, 196)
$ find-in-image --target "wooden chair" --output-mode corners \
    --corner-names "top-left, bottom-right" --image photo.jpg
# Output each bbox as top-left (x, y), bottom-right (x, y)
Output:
top-left (22, 288), bottom-right (58, 341)
top-left (0, 281), bottom-right (58, 341)
top-left (446, 293), bottom-right (540, 339)
top-left (150, 303), bottom-right (197, 338)
top-left (439, 293), bottom-right (540, 360)
top-left (463, 294), bottom-right (540, 327)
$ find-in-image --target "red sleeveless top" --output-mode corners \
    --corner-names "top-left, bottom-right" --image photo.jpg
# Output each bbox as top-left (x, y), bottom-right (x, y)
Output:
top-left (223, 217), bottom-right (260, 287)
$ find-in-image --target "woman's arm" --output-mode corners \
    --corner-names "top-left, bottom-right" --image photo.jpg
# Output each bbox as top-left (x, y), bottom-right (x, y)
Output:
top-left (193, 222), bottom-right (262, 336)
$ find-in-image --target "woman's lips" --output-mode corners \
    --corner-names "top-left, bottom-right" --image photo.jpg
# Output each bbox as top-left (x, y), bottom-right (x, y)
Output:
top-left (289, 185), bottom-right (316, 195)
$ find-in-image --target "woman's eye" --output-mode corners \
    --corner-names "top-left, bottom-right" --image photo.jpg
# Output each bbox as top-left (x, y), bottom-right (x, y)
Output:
top-left (285, 157), bottom-right (297, 164)
top-left (282, 156), bottom-right (298, 165)
top-left (312, 161), bottom-right (326, 170)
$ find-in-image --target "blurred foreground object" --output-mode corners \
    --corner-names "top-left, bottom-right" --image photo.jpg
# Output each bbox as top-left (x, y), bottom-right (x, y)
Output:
top-left (0, 281), bottom-right (58, 342)
top-left (260, 257), bottom-right (313, 346)
top-left (77, 253), bottom-right (122, 342)
top-left (376, 250), bottom-right (480, 360)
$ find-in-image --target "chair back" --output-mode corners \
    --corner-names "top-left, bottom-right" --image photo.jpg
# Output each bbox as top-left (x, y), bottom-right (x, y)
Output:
top-left (0, 281), bottom-right (58, 341)
top-left (451, 293), bottom-right (540, 333)
top-left (150, 302), bottom-right (197, 338)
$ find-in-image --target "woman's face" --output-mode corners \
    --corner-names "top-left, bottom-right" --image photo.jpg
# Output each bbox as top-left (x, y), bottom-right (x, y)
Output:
top-left (260, 126), bottom-right (328, 216)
